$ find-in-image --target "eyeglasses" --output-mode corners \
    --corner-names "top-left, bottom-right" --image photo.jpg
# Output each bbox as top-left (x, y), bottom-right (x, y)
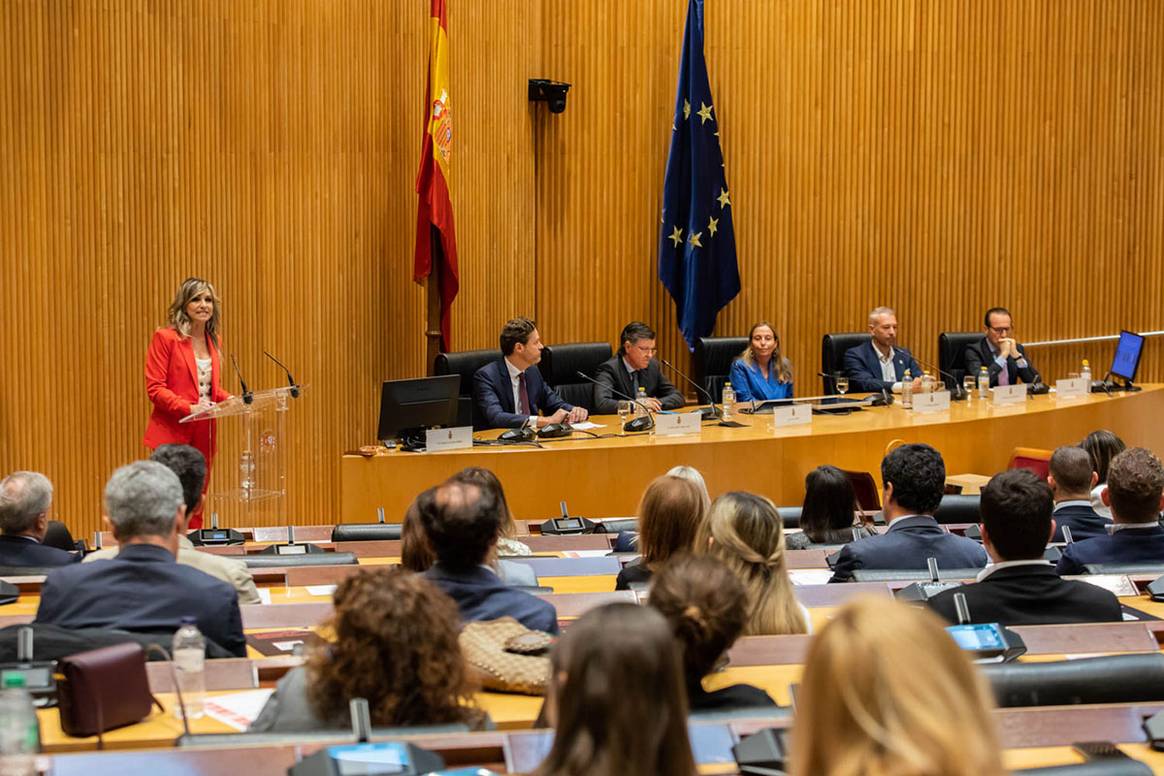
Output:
top-left (989, 326), bottom-right (1012, 335)
top-left (632, 344), bottom-right (657, 354)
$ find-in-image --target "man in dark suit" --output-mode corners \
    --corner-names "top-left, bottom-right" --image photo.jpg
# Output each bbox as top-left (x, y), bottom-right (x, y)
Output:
top-left (1057, 448), bottom-right (1164, 575)
top-left (842, 306), bottom-right (924, 394)
top-left (829, 444), bottom-right (986, 583)
top-left (420, 477), bottom-right (559, 634)
top-left (1047, 446), bottom-right (1108, 542)
top-left (0, 472), bottom-right (78, 567)
top-left (928, 469), bottom-right (1121, 626)
top-left (963, 307), bottom-right (1041, 388)
top-left (592, 321), bottom-right (685, 414)
top-left (472, 317), bottom-right (588, 430)
top-left (35, 461), bottom-right (246, 656)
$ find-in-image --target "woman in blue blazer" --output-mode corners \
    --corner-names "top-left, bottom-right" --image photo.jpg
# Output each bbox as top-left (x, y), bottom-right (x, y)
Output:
top-left (729, 322), bottom-right (793, 402)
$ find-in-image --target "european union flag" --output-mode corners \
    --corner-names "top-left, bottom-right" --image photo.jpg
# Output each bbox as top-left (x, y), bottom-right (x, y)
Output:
top-left (658, 0), bottom-right (740, 350)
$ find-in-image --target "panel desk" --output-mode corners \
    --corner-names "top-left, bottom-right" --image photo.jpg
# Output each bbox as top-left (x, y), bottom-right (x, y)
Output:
top-left (341, 387), bottom-right (1164, 521)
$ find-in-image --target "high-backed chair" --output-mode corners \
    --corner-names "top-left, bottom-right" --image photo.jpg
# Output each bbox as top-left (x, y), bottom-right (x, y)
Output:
top-left (843, 469), bottom-right (882, 514)
top-left (1009, 447), bottom-right (1053, 480)
top-left (820, 333), bottom-right (869, 395)
top-left (932, 494), bottom-right (981, 525)
top-left (539, 342), bottom-right (612, 411)
top-left (694, 336), bottom-right (747, 403)
top-left (433, 348), bottom-right (497, 427)
top-left (937, 331), bottom-right (981, 388)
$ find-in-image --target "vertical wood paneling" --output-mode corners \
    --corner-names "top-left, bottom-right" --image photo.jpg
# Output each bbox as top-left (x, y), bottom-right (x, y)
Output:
top-left (2, 0), bottom-right (1162, 535)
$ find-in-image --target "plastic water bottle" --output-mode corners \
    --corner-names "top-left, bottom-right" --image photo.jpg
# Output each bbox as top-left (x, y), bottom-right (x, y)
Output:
top-left (635, 387), bottom-right (649, 418)
top-left (0, 674), bottom-right (39, 776)
top-left (240, 450), bottom-right (255, 495)
top-left (901, 369), bottom-right (913, 409)
top-left (1081, 359), bottom-right (1092, 387)
top-left (978, 366), bottom-right (990, 400)
top-left (721, 382), bottom-right (734, 420)
top-left (172, 618), bottom-right (206, 720)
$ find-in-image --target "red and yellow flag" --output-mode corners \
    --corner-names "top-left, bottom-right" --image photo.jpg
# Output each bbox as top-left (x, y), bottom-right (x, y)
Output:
top-left (414, 0), bottom-right (459, 351)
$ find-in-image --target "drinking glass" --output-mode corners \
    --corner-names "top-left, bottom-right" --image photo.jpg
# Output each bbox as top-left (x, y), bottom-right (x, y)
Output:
top-left (962, 375), bottom-right (976, 399)
top-left (617, 400), bottom-right (631, 424)
top-left (834, 375), bottom-right (849, 396)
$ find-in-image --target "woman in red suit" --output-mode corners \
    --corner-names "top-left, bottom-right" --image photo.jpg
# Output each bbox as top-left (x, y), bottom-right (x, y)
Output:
top-left (144, 278), bottom-right (232, 528)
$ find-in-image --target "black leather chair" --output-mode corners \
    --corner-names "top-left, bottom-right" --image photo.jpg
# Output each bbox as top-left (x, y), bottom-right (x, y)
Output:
top-left (776, 506), bottom-right (802, 529)
top-left (821, 333), bottom-right (869, 394)
top-left (330, 523), bottom-right (402, 542)
top-left (1015, 764), bottom-right (1153, 776)
top-left (938, 331), bottom-right (981, 389)
top-left (983, 653), bottom-right (1164, 708)
top-left (694, 336), bottom-right (747, 402)
top-left (434, 348), bottom-right (497, 427)
top-left (932, 494), bottom-right (981, 524)
top-left (242, 552), bottom-right (359, 569)
top-left (539, 342), bottom-right (612, 411)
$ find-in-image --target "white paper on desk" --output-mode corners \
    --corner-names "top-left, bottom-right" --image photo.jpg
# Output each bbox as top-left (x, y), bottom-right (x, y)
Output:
top-left (559, 550), bottom-right (614, 558)
top-left (1067, 574), bottom-right (1138, 597)
top-left (204, 688), bottom-right (275, 731)
top-left (305, 584), bottom-right (338, 597)
top-left (789, 569), bottom-right (834, 586)
top-left (256, 588), bottom-right (272, 605)
top-left (569, 421), bottom-right (603, 430)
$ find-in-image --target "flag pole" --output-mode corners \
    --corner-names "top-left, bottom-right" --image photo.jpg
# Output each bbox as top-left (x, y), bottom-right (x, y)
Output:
top-left (425, 226), bottom-right (443, 375)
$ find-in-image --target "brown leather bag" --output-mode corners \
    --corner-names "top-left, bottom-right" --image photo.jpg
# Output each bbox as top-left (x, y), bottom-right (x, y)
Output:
top-left (55, 641), bottom-right (163, 738)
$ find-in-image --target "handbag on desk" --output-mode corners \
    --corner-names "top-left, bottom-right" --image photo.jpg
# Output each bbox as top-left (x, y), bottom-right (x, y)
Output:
top-left (55, 641), bottom-right (163, 740)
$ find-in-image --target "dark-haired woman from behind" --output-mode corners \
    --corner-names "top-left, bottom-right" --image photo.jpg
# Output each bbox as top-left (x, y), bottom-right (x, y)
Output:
top-left (616, 474), bottom-right (708, 590)
top-left (250, 567), bottom-right (486, 732)
top-left (787, 465), bottom-right (874, 549)
top-left (649, 554), bottom-right (777, 712)
top-left (533, 603), bottom-right (696, 776)
top-left (1081, 429), bottom-right (1126, 520)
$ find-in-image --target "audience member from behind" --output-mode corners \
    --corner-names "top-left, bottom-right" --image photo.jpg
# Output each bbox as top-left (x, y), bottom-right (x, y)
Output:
top-left (35, 461), bottom-right (246, 656)
top-left (702, 492), bottom-right (810, 635)
top-left (449, 468), bottom-right (535, 586)
top-left (0, 472), bottom-right (77, 567)
top-left (251, 567), bottom-right (485, 732)
top-left (84, 445), bottom-right (261, 604)
top-left (1057, 448), bottom-right (1164, 576)
top-left (829, 444), bottom-right (987, 583)
top-left (728, 321), bottom-right (793, 402)
top-left (788, 465), bottom-right (872, 549)
top-left (666, 465), bottom-right (711, 510)
top-left (455, 467), bottom-right (532, 555)
top-left (1081, 429), bottom-right (1126, 519)
top-left (790, 597), bottom-right (1005, 776)
top-left (1047, 446), bottom-right (1108, 542)
top-left (616, 475), bottom-right (707, 590)
top-left (649, 554), bottom-right (777, 712)
top-left (420, 478), bottom-right (559, 633)
top-left (928, 469), bottom-right (1120, 626)
top-left (533, 603), bottom-right (695, 776)
top-left (400, 498), bottom-right (434, 573)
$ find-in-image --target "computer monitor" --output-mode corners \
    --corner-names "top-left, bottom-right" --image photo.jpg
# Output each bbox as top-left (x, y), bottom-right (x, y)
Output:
top-left (1109, 330), bottom-right (1145, 383)
top-left (377, 375), bottom-right (461, 444)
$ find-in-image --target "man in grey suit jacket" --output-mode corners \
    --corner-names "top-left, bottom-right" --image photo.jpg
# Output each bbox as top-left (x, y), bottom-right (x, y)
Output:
top-left (829, 444), bottom-right (987, 583)
top-left (592, 321), bottom-right (685, 414)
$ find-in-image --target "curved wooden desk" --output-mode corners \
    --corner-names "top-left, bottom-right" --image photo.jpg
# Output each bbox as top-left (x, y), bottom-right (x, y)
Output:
top-left (342, 386), bottom-right (1164, 521)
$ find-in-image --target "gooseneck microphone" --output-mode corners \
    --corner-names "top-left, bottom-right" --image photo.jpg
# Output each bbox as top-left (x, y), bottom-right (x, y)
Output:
top-left (908, 357), bottom-right (968, 401)
top-left (263, 350), bottom-right (301, 398)
top-left (230, 354), bottom-right (254, 404)
top-left (659, 359), bottom-right (723, 420)
top-left (574, 371), bottom-right (655, 432)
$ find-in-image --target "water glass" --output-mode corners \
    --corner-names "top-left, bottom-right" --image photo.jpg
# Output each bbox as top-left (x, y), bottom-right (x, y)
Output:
top-left (962, 375), bottom-right (976, 399)
top-left (617, 400), bottom-right (631, 424)
top-left (835, 375), bottom-right (849, 396)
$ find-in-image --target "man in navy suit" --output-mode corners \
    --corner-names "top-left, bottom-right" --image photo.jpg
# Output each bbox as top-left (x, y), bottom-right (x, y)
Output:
top-left (1047, 446), bottom-right (1108, 542)
top-left (35, 461), bottom-right (246, 656)
top-left (592, 321), bottom-right (685, 414)
top-left (472, 317), bottom-right (588, 430)
top-left (420, 477), bottom-right (559, 634)
top-left (963, 307), bottom-right (1041, 388)
top-left (842, 306), bottom-right (924, 394)
top-left (1057, 448), bottom-right (1164, 576)
top-left (829, 444), bottom-right (987, 583)
top-left (0, 472), bottom-right (78, 567)
top-left (928, 469), bottom-right (1121, 626)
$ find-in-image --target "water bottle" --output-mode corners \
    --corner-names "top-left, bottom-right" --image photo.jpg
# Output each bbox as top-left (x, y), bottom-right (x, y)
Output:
top-left (172, 618), bottom-right (206, 720)
top-left (635, 387), bottom-right (649, 418)
top-left (978, 366), bottom-right (989, 400)
top-left (721, 382), bottom-right (734, 420)
top-left (1081, 359), bottom-right (1092, 387)
top-left (239, 450), bottom-right (255, 494)
top-left (901, 369), bottom-right (913, 408)
top-left (0, 674), bottom-right (39, 776)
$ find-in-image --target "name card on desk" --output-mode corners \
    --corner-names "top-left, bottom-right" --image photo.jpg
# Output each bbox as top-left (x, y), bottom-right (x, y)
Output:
top-left (913, 390), bottom-right (951, 413)
top-left (1056, 377), bottom-right (1089, 400)
top-left (425, 426), bottom-right (473, 452)
top-left (992, 384), bottom-right (1027, 406)
top-left (773, 404), bottom-right (813, 427)
top-left (656, 412), bottom-right (703, 437)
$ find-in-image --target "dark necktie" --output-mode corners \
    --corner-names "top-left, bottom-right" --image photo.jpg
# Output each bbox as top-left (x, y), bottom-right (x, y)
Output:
top-left (632, 370), bottom-right (642, 395)
top-left (518, 372), bottom-right (531, 414)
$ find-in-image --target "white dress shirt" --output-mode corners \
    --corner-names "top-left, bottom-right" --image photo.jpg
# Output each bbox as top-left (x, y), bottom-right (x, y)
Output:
top-left (874, 344), bottom-right (904, 392)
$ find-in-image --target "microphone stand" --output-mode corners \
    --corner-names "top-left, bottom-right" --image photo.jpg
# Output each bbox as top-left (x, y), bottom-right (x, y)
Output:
top-left (659, 358), bottom-right (724, 421)
top-left (229, 354), bottom-right (254, 404)
top-left (263, 350), bottom-right (302, 398)
top-left (575, 371), bottom-right (655, 432)
top-left (910, 357), bottom-right (968, 401)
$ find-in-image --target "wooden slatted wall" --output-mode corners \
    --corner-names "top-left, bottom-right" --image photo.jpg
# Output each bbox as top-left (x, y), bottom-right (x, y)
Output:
top-left (2, 0), bottom-right (1161, 533)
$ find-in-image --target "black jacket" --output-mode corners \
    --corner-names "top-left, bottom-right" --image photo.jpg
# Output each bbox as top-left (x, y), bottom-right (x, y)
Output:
top-left (592, 356), bottom-right (684, 415)
top-left (829, 516), bottom-right (987, 583)
top-left (927, 564), bottom-right (1122, 626)
top-left (963, 337), bottom-right (1040, 387)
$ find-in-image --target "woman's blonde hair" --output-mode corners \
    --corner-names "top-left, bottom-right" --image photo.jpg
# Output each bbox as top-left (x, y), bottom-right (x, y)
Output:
top-left (701, 491), bottom-right (806, 635)
top-left (167, 277), bottom-right (222, 341)
top-left (790, 597), bottom-right (1005, 776)
top-left (739, 321), bottom-right (792, 383)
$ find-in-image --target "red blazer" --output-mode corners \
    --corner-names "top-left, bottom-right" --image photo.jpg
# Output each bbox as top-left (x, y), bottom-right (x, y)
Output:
top-left (143, 327), bottom-right (230, 450)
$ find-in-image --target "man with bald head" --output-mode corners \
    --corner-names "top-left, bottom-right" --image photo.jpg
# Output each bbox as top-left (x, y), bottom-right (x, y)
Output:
top-left (843, 306), bottom-right (924, 394)
top-left (419, 477), bottom-right (559, 633)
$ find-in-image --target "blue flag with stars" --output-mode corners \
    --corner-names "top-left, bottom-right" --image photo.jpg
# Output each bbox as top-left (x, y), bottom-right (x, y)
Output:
top-left (658, 0), bottom-right (740, 350)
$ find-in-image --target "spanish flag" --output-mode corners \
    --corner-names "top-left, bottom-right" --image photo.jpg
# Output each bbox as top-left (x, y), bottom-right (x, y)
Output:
top-left (414, 0), bottom-right (459, 351)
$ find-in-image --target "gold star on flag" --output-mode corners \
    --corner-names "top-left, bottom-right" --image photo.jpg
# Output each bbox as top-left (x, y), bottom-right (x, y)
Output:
top-left (697, 102), bottom-right (713, 124)
top-left (688, 231), bottom-right (703, 249)
top-left (707, 216), bottom-right (719, 236)
top-left (683, 99), bottom-right (691, 120)
top-left (669, 226), bottom-right (684, 247)
top-left (717, 187), bottom-right (731, 208)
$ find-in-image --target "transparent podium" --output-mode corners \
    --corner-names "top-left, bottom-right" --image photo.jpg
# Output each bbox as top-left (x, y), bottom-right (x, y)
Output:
top-left (180, 386), bottom-right (304, 521)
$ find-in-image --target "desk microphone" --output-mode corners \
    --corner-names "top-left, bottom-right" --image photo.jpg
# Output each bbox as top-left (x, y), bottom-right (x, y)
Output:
top-left (574, 371), bottom-right (654, 432)
top-left (230, 354), bottom-right (254, 404)
top-left (263, 350), bottom-right (301, 398)
top-left (659, 359), bottom-right (723, 421)
top-left (908, 358), bottom-right (968, 401)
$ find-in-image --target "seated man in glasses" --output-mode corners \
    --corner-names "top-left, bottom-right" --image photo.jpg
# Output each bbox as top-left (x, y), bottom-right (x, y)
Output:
top-left (592, 321), bottom-right (685, 415)
top-left (963, 307), bottom-right (1041, 387)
